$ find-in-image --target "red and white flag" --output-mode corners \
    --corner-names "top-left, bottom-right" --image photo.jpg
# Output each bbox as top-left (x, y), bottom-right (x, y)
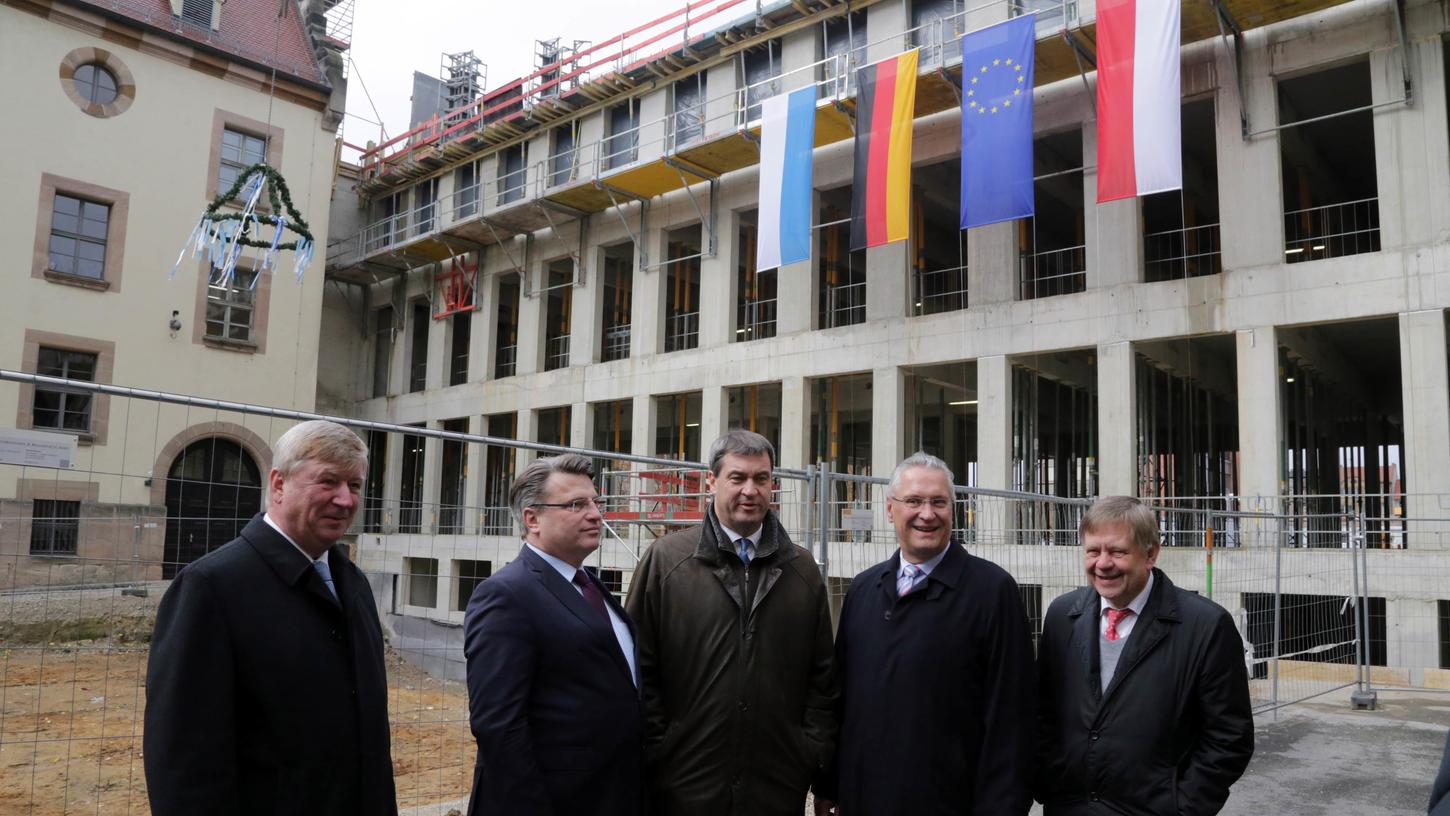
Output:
top-left (1096, 0), bottom-right (1181, 202)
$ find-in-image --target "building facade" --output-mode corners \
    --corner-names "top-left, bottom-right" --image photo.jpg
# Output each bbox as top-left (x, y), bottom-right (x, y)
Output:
top-left (323, 0), bottom-right (1450, 680)
top-left (0, 0), bottom-right (348, 587)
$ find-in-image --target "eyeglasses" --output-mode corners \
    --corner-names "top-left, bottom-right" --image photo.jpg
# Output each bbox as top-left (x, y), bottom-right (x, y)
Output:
top-left (531, 497), bottom-right (607, 514)
top-left (890, 495), bottom-right (952, 511)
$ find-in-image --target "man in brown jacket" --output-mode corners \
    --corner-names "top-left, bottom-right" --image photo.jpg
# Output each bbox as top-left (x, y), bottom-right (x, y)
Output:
top-left (625, 429), bottom-right (837, 816)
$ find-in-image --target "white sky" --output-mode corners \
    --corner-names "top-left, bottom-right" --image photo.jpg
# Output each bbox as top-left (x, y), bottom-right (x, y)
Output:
top-left (341, 0), bottom-right (689, 152)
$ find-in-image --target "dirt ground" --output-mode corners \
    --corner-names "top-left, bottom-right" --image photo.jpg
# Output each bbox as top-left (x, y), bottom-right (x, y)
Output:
top-left (0, 641), bottom-right (474, 815)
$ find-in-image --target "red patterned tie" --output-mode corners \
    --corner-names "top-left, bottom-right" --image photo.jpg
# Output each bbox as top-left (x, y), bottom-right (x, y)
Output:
top-left (573, 570), bottom-right (610, 623)
top-left (1105, 608), bottom-right (1133, 641)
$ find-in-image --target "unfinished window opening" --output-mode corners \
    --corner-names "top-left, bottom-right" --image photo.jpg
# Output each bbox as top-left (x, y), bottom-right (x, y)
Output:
top-left (1020, 129), bottom-right (1085, 299)
top-left (728, 383), bottom-right (783, 458)
top-left (495, 273), bottom-right (520, 378)
top-left (1015, 0), bottom-right (1076, 33)
top-left (1243, 592), bottom-right (1386, 679)
top-left (439, 418), bottom-right (468, 534)
top-left (372, 306), bottom-right (394, 397)
top-left (1440, 600), bottom-right (1450, 669)
top-left (454, 559), bottom-right (492, 611)
top-left (1013, 352), bottom-right (1097, 503)
top-left (818, 186), bottom-right (866, 328)
top-left (414, 178), bottom-right (438, 234)
top-left (455, 161), bottom-right (478, 219)
top-left (537, 406), bottom-right (571, 448)
top-left (601, 242), bottom-right (633, 361)
top-left (404, 556), bottom-right (439, 609)
top-left (398, 425), bottom-right (426, 534)
top-left (911, 0), bottom-right (960, 67)
top-left (665, 226), bottom-right (701, 352)
top-left (605, 99), bottom-right (641, 170)
top-left (811, 373), bottom-right (874, 531)
top-left (905, 363), bottom-right (978, 488)
top-left (550, 124), bottom-right (577, 187)
top-left (1278, 59), bottom-right (1379, 263)
top-left (1135, 336), bottom-right (1241, 546)
top-left (742, 39), bottom-right (782, 123)
top-left (592, 399), bottom-right (634, 497)
top-left (822, 9), bottom-right (867, 98)
top-left (588, 567), bottom-right (625, 602)
top-left (736, 210), bottom-right (777, 341)
top-left (497, 143), bottom-right (527, 205)
top-left (1143, 98), bottom-right (1221, 281)
top-left (483, 413), bottom-right (517, 534)
top-left (655, 392), bottom-right (703, 462)
top-left (408, 299), bottom-right (429, 392)
top-left (544, 259), bottom-right (574, 371)
top-left (1279, 319), bottom-right (1405, 548)
top-left (363, 429), bottom-right (387, 533)
top-left (912, 158), bottom-right (968, 315)
top-left (449, 310), bottom-right (471, 386)
top-left (674, 73), bottom-right (707, 147)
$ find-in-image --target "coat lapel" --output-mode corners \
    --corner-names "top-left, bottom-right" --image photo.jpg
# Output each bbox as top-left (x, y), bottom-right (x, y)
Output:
top-left (521, 546), bottom-right (634, 684)
top-left (240, 514), bottom-right (343, 616)
top-left (1064, 590), bottom-right (1102, 708)
top-left (1099, 571), bottom-right (1178, 709)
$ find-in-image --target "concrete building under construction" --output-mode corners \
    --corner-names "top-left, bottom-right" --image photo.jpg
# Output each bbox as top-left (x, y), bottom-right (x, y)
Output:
top-left (321, 0), bottom-right (1450, 681)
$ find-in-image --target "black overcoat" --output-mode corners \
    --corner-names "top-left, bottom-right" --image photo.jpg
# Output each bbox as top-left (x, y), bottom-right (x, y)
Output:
top-left (1034, 568), bottom-right (1254, 816)
top-left (828, 543), bottom-right (1036, 815)
top-left (463, 544), bottom-right (644, 816)
top-left (143, 514), bottom-right (397, 816)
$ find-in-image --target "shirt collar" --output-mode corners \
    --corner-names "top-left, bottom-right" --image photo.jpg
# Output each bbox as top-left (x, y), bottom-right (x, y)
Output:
top-left (718, 522), bottom-right (763, 549)
top-left (1100, 570), bottom-right (1154, 615)
top-left (263, 512), bottom-right (329, 566)
top-left (526, 541), bottom-right (580, 583)
top-left (898, 545), bottom-right (949, 579)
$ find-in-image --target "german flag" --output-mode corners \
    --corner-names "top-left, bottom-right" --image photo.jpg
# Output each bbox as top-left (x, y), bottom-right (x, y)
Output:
top-left (850, 49), bottom-right (919, 251)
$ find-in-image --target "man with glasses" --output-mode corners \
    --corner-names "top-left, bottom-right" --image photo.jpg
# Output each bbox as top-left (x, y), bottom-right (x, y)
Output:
top-left (626, 429), bottom-right (837, 815)
top-left (820, 452), bottom-right (1035, 815)
top-left (462, 454), bottom-right (642, 816)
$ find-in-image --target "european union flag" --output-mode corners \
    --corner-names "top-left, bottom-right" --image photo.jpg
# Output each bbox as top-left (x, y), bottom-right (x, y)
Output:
top-left (960, 15), bottom-right (1036, 229)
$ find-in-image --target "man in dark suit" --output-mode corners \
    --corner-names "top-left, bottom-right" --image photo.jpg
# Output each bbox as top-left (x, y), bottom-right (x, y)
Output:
top-left (463, 453), bottom-right (642, 816)
top-left (144, 420), bottom-right (396, 816)
top-left (823, 452), bottom-right (1036, 815)
top-left (1035, 495), bottom-right (1254, 815)
top-left (1431, 728), bottom-right (1450, 815)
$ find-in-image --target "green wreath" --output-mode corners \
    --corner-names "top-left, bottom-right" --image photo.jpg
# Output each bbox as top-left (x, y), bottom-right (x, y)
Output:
top-left (203, 163), bottom-right (314, 251)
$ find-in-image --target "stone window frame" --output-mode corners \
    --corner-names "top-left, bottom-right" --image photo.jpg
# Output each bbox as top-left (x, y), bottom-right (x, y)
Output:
top-left (191, 259), bottom-right (273, 354)
top-left (206, 109), bottom-right (284, 205)
top-left (31, 173), bottom-right (129, 293)
top-left (17, 330), bottom-right (116, 446)
top-left (15, 479), bottom-right (101, 561)
top-left (29, 499), bottom-right (81, 556)
top-left (58, 47), bottom-right (135, 118)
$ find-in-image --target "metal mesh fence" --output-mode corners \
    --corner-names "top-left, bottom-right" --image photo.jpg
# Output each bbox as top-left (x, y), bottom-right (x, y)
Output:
top-left (0, 371), bottom-right (1438, 812)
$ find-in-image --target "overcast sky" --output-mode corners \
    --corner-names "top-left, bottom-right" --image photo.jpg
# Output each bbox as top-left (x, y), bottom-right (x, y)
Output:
top-left (340, 0), bottom-right (689, 154)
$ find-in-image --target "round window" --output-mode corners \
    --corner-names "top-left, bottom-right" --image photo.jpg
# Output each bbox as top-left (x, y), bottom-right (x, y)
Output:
top-left (73, 63), bottom-right (119, 106)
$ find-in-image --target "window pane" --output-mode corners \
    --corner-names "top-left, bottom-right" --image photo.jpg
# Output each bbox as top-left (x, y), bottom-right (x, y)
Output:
top-left (66, 353), bottom-right (96, 381)
top-left (229, 322), bottom-right (251, 341)
top-left (37, 349), bottom-right (63, 376)
top-left (53, 194), bottom-right (80, 218)
top-left (218, 164), bottom-right (238, 191)
top-left (49, 238), bottom-right (76, 274)
top-left (78, 240), bottom-right (105, 263)
top-left (52, 207), bottom-right (79, 236)
top-left (207, 319), bottom-right (226, 337)
top-left (206, 302), bottom-right (227, 322)
top-left (77, 258), bottom-right (104, 280)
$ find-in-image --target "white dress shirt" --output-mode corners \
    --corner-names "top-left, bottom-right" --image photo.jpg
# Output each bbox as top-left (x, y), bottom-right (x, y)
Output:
top-left (526, 542), bottom-right (638, 687)
top-left (896, 545), bottom-right (950, 593)
top-left (263, 513), bottom-right (330, 568)
top-left (1098, 571), bottom-right (1155, 641)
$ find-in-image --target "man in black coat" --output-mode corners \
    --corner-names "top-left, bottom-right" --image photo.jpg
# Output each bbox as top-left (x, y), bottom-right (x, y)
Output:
top-left (1431, 728), bottom-right (1450, 815)
top-left (144, 420), bottom-right (396, 816)
top-left (822, 452), bottom-right (1036, 815)
top-left (463, 454), bottom-right (643, 816)
top-left (1035, 495), bottom-right (1254, 815)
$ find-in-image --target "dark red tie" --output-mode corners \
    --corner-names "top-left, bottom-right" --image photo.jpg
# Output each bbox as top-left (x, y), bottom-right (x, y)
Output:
top-left (1105, 607), bottom-right (1133, 641)
top-left (573, 569), bottom-right (610, 623)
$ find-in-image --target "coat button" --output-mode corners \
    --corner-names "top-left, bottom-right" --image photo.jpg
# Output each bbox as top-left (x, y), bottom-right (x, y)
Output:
top-left (1090, 791), bottom-right (1100, 802)
top-left (738, 701), bottom-right (748, 712)
top-left (1090, 730), bottom-right (1100, 741)
top-left (884, 610), bottom-right (892, 621)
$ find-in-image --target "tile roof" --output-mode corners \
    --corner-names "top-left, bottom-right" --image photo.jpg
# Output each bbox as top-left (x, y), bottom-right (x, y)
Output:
top-left (73, 0), bottom-right (326, 86)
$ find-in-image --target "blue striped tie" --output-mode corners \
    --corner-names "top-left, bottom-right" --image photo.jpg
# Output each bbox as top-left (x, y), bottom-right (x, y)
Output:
top-left (737, 538), bottom-right (752, 567)
top-left (313, 559), bottom-right (338, 601)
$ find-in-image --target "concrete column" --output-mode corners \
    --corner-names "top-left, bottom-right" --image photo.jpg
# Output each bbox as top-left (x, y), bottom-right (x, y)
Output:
top-left (967, 220), bottom-right (1018, 305)
top-left (1387, 597), bottom-right (1440, 679)
top-left (866, 0), bottom-right (909, 61)
top-left (701, 384), bottom-right (729, 447)
top-left (634, 225), bottom-right (667, 357)
top-left (463, 415), bottom-right (485, 535)
top-left (699, 207), bottom-right (737, 348)
top-left (637, 85), bottom-right (669, 165)
top-left (631, 394), bottom-right (657, 459)
top-left (1097, 341), bottom-right (1137, 495)
top-left (517, 408), bottom-right (539, 470)
top-left (977, 355), bottom-right (1013, 491)
top-left (570, 402), bottom-right (590, 449)
top-left (425, 300), bottom-right (450, 391)
top-left (780, 24), bottom-right (819, 93)
top-left (1399, 310), bottom-right (1450, 544)
top-left (776, 190), bottom-right (820, 334)
top-left (865, 241), bottom-right (909, 322)
top-left (1084, 124), bottom-right (1141, 289)
top-left (421, 424), bottom-right (443, 534)
top-left (780, 375), bottom-right (811, 470)
top-left (381, 430), bottom-right (404, 534)
top-left (871, 366), bottom-right (906, 480)
top-left (572, 237), bottom-right (602, 365)
top-left (1235, 327), bottom-right (1282, 505)
top-left (704, 61), bottom-right (738, 138)
top-left (1371, 39), bottom-right (1450, 250)
top-left (471, 256), bottom-right (496, 382)
top-left (1215, 43), bottom-right (1282, 270)
top-left (516, 258), bottom-right (544, 376)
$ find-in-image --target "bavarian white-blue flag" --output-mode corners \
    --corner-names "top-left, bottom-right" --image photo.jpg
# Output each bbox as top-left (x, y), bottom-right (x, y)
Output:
top-left (756, 86), bottom-right (817, 270)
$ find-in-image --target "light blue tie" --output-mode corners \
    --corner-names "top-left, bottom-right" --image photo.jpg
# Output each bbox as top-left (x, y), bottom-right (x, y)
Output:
top-left (897, 563), bottom-right (923, 597)
top-left (313, 559), bottom-right (338, 601)
top-left (737, 538), bottom-right (752, 567)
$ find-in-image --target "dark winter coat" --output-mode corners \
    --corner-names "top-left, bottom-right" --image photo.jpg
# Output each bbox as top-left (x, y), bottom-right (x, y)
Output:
top-left (624, 506), bottom-right (837, 816)
top-left (1431, 728), bottom-right (1450, 815)
top-left (144, 514), bottom-right (397, 816)
top-left (1035, 568), bottom-right (1255, 816)
top-left (825, 544), bottom-right (1036, 815)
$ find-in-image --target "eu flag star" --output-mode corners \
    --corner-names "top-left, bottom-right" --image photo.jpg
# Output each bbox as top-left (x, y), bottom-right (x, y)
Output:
top-left (1004, 100), bottom-right (1011, 107)
top-left (991, 106), bottom-right (998, 113)
top-left (993, 58), bottom-right (1001, 65)
top-left (980, 66), bottom-right (988, 73)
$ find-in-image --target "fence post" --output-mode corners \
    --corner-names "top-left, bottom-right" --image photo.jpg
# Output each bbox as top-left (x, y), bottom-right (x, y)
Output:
top-left (1271, 511), bottom-right (1283, 712)
top-left (1351, 513), bottom-right (1377, 710)
top-left (804, 463), bottom-right (818, 569)
top-left (817, 463), bottom-right (831, 582)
